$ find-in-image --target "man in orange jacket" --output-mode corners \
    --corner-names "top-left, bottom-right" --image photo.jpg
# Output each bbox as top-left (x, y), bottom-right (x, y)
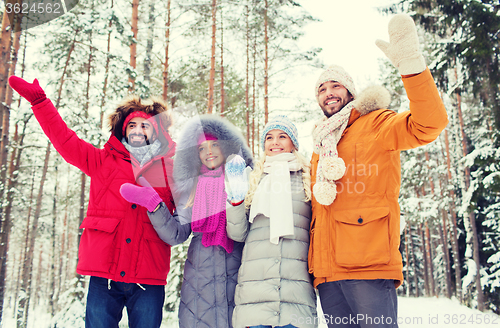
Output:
top-left (309, 14), bottom-right (449, 327)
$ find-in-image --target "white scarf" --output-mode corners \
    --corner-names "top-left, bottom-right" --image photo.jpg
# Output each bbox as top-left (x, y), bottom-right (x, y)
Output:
top-left (249, 153), bottom-right (301, 244)
top-left (311, 102), bottom-right (354, 205)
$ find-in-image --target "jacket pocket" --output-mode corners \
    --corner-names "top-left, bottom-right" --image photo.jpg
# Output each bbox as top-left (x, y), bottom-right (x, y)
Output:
top-left (78, 217), bottom-right (120, 273)
top-left (135, 223), bottom-right (171, 280)
top-left (334, 207), bottom-right (390, 268)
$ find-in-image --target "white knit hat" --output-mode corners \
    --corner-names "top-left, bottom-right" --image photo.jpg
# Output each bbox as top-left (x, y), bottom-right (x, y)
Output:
top-left (315, 65), bottom-right (357, 101)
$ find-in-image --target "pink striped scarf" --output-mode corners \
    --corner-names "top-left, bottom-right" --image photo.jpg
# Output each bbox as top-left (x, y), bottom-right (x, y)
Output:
top-left (191, 165), bottom-right (233, 253)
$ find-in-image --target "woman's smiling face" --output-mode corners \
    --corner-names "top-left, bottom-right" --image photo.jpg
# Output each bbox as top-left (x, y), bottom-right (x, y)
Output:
top-left (198, 140), bottom-right (225, 169)
top-left (264, 129), bottom-right (295, 156)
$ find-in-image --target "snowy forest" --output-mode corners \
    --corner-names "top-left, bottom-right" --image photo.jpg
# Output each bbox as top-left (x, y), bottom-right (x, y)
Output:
top-left (0, 0), bottom-right (499, 327)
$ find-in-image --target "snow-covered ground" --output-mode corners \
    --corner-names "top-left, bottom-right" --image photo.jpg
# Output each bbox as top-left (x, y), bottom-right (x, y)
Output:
top-left (3, 295), bottom-right (499, 327)
top-left (397, 296), bottom-right (499, 328)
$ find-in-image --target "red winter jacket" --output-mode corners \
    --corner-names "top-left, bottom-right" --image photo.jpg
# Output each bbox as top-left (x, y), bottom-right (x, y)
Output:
top-left (32, 98), bottom-right (176, 285)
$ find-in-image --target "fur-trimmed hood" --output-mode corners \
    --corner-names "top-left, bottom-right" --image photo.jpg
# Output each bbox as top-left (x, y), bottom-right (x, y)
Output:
top-left (107, 95), bottom-right (174, 140)
top-left (352, 85), bottom-right (391, 116)
top-left (106, 95), bottom-right (175, 158)
top-left (173, 114), bottom-right (253, 193)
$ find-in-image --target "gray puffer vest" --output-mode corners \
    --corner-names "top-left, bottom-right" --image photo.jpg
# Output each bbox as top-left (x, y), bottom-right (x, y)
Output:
top-left (226, 171), bottom-right (317, 328)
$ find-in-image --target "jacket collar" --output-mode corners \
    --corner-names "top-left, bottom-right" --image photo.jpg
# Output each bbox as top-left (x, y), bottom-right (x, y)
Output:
top-left (347, 108), bottom-right (361, 127)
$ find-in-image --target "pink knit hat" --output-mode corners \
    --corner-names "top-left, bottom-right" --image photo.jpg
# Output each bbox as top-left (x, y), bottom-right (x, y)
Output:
top-left (197, 133), bottom-right (217, 145)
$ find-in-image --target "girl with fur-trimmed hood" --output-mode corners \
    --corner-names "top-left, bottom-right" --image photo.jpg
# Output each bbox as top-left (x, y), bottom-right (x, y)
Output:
top-left (130, 114), bottom-right (253, 328)
top-left (8, 76), bottom-right (177, 328)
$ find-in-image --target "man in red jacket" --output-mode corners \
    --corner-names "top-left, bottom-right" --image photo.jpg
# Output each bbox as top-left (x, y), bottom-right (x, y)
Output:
top-left (9, 76), bottom-right (176, 328)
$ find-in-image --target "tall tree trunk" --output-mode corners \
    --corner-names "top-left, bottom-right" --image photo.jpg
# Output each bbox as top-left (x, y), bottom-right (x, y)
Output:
top-left (15, 166), bottom-right (35, 327)
top-left (101, 0), bottom-right (114, 130)
top-left (144, 0), bottom-right (155, 86)
top-left (219, 5), bottom-right (225, 116)
top-left (439, 207), bottom-right (453, 298)
top-left (2, 112), bottom-right (30, 321)
top-left (263, 0), bottom-right (269, 124)
top-left (17, 141), bottom-right (52, 328)
top-left (163, 0), bottom-right (171, 102)
top-left (444, 129), bottom-right (462, 302)
top-left (418, 182), bottom-right (435, 297)
top-left (49, 164), bottom-right (59, 316)
top-left (207, 0), bottom-right (217, 113)
top-left (405, 225), bottom-right (411, 297)
top-left (434, 147), bottom-right (453, 299)
top-left (34, 249), bottom-right (43, 309)
top-left (245, 2), bottom-right (250, 146)
top-left (484, 55), bottom-right (500, 131)
top-left (0, 10), bottom-right (12, 128)
top-left (410, 224), bottom-right (419, 297)
top-left (251, 32), bottom-right (257, 156)
top-left (419, 222), bottom-right (430, 297)
top-left (13, 251), bottom-right (23, 320)
top-left (424, 151), bottom-right (450, 297)
top-left (0, 10), bottom-right (13, 211)
top-left (455, 69), bottom-right (484, 310)
top-left (425, 221), bottom-right (436, 297)
top-left (56, 164), bottom-right (72, 303)
top-left (0, 27), bottom-right (21, 324)
top-left (129, 0), bottom-right (139, 91)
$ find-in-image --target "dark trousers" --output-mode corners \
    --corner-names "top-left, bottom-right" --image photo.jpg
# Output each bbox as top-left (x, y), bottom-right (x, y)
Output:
top-left (317, 279), bottom-right (398, 328)
top-left (86, 276), bottom-right (165, 328)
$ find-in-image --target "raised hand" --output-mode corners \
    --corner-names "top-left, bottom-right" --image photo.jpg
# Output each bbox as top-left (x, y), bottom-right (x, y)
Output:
top-left (375, 14), bottom-right (426, 75)
top-left (8, 76), bottom-right (47, 106)
top-left (225, 154), bottom-right (250, 205)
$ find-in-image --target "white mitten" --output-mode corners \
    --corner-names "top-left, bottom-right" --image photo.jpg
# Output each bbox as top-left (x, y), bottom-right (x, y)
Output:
top-left (375, 14), bottom-right (426, 75)
top-left (224, 154), bottom-right (250, 205)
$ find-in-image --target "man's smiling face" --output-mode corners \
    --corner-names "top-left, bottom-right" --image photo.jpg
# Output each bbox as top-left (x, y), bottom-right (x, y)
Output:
top-left (125, 117), bottom-right (157, 147)
top-left (317, 81), bottom-right (353, 118)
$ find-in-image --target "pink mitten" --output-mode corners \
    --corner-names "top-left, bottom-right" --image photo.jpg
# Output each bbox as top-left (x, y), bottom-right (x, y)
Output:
top-left (120, 178), bottom-right (162, 212)
top-left (8, 76), bottom-right (47, 105)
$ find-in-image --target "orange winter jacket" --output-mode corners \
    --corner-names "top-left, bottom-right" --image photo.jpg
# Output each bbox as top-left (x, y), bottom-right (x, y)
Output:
top-left (308, 69), bottom-right (448, 288)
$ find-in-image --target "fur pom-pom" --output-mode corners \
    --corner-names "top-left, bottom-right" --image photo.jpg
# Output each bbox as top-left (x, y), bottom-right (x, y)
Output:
top-left (313, 181), bottom-right (337, 206)
top-left (353, 85), bottom-right (391, 116)
top-left (322, 157), bottom-right (346, 181)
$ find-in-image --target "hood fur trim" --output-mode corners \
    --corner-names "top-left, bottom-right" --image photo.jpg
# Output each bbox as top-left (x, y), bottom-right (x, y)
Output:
top-left (173, 114), bottom-right (253, 193)
top-left (107, 95), bottom-right (173, 140)
top-left (352, 85), bottom-right (391, 116)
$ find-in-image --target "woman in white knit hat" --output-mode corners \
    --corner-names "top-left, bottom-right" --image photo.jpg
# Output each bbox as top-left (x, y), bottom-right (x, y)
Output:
top-left (226, 115), bottom-right (317, 328)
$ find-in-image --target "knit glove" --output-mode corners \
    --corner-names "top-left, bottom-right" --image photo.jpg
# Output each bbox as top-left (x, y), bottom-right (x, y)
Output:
top-left (224, 154), bottom-right (249, 205)
top-left (375, 14), bottom-right (426, 75)
top-left (8, 76), bottom-right (47, 106)
top-left (120, 177), bottom-right (162, 212)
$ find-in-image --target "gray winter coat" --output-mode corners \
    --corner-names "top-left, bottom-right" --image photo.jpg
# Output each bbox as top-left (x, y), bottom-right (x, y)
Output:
top-left (226, 171), bottom-right (317, 328)
top-left (148, 114), bottom-right (253, 328)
